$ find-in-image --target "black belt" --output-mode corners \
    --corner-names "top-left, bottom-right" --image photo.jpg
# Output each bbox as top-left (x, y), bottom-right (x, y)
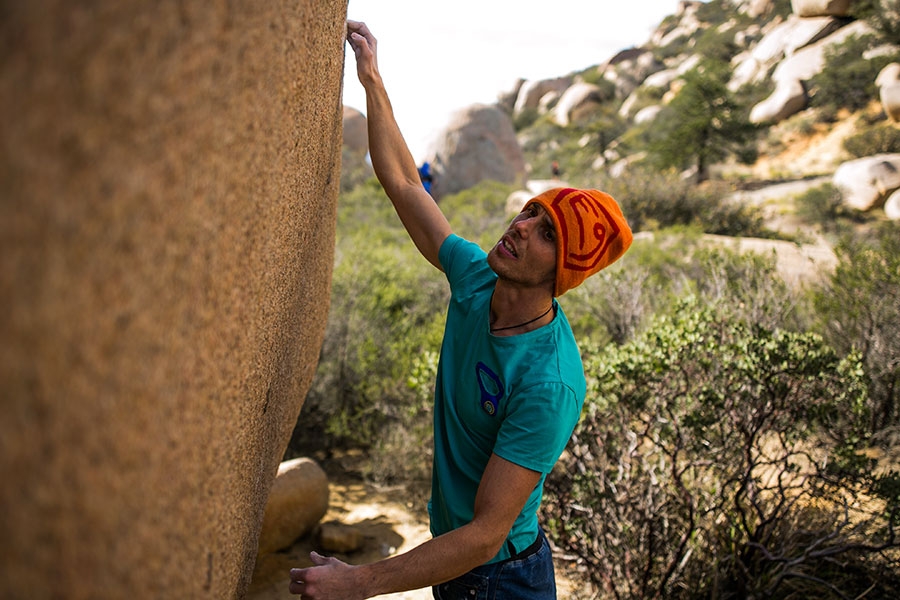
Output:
top-left (505, 532), bottom-right (543, 561)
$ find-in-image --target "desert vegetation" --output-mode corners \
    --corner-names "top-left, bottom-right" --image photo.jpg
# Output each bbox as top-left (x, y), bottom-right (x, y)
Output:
top-left (287, 175), bottom-right (900, 597)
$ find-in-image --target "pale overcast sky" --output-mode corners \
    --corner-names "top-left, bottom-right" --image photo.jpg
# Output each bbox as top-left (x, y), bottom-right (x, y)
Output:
top-left (343, 0), bottom-right (689, 161)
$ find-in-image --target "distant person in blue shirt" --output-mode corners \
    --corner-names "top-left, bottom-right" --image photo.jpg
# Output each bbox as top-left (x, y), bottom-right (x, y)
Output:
top-left (289, 20), bottom-right (633, 600)
top-left (418, 161), bottom-right (434, 195)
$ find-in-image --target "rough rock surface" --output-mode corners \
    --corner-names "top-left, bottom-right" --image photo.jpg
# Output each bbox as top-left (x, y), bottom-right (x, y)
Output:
top-left (0, 1), bottom-right (346, 598)
top-left (426, 104), bottom-right (526, 200)
top-left (257, 458), bottom-right (330, 556)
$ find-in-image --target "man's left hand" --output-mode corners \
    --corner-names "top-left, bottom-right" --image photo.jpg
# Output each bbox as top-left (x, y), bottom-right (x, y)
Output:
top-left (289, 552), bottom-right (365, 600)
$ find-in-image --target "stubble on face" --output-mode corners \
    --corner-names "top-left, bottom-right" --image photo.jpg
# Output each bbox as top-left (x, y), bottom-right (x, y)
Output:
top-left (487, 206), bottom-right (557, 291)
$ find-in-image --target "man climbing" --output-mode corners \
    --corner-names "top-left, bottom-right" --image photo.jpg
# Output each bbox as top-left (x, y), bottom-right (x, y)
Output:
top-left (289, 20), bottom-right (632, 600)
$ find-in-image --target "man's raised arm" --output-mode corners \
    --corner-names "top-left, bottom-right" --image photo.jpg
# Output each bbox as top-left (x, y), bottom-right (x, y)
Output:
top-left (346, 20), bottom-right (451, 270)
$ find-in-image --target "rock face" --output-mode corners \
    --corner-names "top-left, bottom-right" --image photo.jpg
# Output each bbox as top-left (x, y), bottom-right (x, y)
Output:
top-left (750, 78), bottom-right (808, 124)
top-left (0, 1), bottom-right (346, 598)
top-left (790, 0), bottom-right (853, 18)
top-left (513, 77), bottom-right (573, 116)
top-left (553, 82), bottom-right (607, 127)
top-left (427, 104), bottom-right (526, 200)
top-left (877, 63), bottom-right (900, 122)
top-left (748, 19), bottom-right (873, 123)
top-left (885, 188), bottom-right (900, 220)
top-left (833, 154), bottom-right (900, 211)
top-left (257, 458), bottom-right (330, 555)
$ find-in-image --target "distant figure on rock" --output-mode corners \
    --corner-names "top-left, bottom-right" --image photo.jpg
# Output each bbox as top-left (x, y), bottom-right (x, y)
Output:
top-left (551, 160), bottom-right (561, 179)
top-left (418, 161), bottom-right (434, 195)
top-left (288, 20), bottom-right (634, 600)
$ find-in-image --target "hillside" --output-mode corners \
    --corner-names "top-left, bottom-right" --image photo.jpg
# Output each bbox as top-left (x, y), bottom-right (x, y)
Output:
top-left (399, 0), bottom-right (900, 238)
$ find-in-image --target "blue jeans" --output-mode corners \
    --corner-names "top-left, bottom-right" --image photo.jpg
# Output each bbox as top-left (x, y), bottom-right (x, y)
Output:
top-left (432, 530), bottom-right (556, 599)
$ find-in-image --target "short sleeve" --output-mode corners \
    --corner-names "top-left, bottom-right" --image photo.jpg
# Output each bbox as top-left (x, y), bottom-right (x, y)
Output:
top-left (493, 382), bottom-right (581, 474)
top-left (439, 234), bottom-right (494, 298)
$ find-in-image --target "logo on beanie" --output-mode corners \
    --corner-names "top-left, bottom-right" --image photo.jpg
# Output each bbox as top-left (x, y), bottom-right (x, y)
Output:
top-left (550, 189), bottom-right (622, 272)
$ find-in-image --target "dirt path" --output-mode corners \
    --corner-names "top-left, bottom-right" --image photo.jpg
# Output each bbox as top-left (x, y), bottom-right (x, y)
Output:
top-left (247, 476), bottom-right (587, 599)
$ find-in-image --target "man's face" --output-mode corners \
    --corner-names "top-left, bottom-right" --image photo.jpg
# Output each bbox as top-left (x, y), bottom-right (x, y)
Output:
top-left (487, 203), bottom-right (557, 292)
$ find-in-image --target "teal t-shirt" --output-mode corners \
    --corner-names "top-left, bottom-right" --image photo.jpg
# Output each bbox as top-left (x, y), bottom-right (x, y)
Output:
top-left (428, 234), bottom-right (586, 564)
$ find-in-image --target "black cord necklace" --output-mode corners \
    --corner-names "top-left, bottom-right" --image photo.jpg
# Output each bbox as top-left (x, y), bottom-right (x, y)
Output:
top-left (490, 303), bottom-right (554, 333)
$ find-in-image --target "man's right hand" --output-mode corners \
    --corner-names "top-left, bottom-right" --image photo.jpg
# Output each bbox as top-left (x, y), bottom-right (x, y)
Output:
top-left (347, 20), bottom-right (379, 89)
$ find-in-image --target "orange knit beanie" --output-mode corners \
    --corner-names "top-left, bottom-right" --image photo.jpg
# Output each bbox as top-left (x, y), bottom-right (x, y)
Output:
top-left (525, 188), bottom-right (633, 297)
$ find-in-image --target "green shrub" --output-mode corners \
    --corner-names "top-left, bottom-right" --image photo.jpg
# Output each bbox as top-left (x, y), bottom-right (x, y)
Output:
top-left (771, 0), bottom-right (794, 18)
top-left (843, 123), bottom-right (900, 157)
top-left (543, 300), bottom-right (899, 598)
top-left (512, 106), bottom-right (540, 132)
top-left (563, 233), bottom-right (800, 346)
top-left (693, 23), bottom-right (740, 63)
top-left (852, 0), bottom-right (900, 44)
top-left (810, 34), bottom-right (899, 113)
top-left (795, 182), bottom-right (869, 229)
top-left (653, 33), bottom-right (692, 62)
top-left (591, 168), bottom-right (769, 237)
top-left (576, 65), bottom-right (610, 89)
top-left (686, 245), bottom-right (798, 328)
top-left (813, 223), bottom-right (900, 434)
top-left (695, 0), bottom-right (731, 26)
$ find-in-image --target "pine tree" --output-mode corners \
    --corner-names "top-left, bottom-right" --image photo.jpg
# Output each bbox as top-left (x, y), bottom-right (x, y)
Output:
top-left (648, 60), bottom-right (756, 184)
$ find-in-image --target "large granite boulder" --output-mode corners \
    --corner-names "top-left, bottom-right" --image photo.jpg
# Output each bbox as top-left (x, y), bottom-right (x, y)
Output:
top-left (0, 1), bottom-right (345, 598)
top-left (748, 19), bottom-right (873, 123)
top-left (620, 55), bottom-right (700, 121)
top-left (745, 0), bottom-right (777, 18)
top-left (513, 76), bottom-right (573, 116)
top-left (552, 82), bottom-right (607, 127)
top-left (651, 1), bottom-right (705, 47)
top-left (791, 0), bottom-right (853, 18)
top-left (257, 458), bottom-right (329, 555)
top-left (772, 20), bottom-right (872, 84)
top-left (833, 154), bottom-right (900, 210)
top-left (343, 106), bottom-right (369, 156)
top-left (426, 104), bottom-right (526, 200)
top-left (877, 63), bottom-right (900, 122)
top-left (728, 15), bottom-right (846, 91)
top-left (885, 188), bottom-right (900, 220)
top-left (602, 49), bottom-right (665, 101)
top-left (750, 78), bottom-right (808, 124)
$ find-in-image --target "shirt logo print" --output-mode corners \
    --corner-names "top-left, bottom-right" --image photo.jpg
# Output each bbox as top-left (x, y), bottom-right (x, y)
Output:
top-left (475, 362), bottom-right (503, 416)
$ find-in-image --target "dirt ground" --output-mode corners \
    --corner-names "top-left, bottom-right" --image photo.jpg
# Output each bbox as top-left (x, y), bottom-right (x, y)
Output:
top-left (246, 474), bottom-right (590, 600)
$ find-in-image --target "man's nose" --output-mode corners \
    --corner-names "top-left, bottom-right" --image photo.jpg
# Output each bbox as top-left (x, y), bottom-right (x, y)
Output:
top-left (513, 216), bottom-right (535, 235)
